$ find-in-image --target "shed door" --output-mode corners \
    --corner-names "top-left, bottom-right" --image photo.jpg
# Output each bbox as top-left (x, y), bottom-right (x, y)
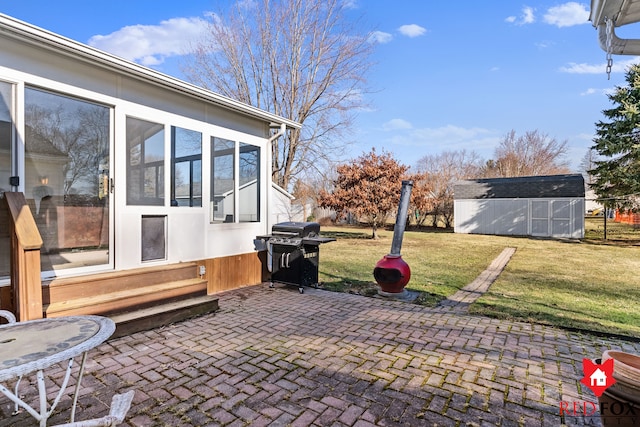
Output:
top-left (531, 200), bottom-right (550, 236)
top-left (551, 200), bottom-right (571, 237)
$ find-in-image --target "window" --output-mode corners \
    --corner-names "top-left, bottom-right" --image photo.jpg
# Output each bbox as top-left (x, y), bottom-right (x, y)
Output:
top-left (239, 142), bottom-right (260, 222)
top-left (211, 137), bottom-right (234, 223)
top-left (210, 138), bottom-right (260, 223)
top-left (126, 117), bottom-right (164, 206)
top-left (171, 126), bottom-right (202, 207)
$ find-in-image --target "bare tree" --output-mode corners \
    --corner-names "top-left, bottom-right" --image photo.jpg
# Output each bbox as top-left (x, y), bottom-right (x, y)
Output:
top-left (184, 0), bottom-right (374, 190)
top-left (482, 130), bottom-right (570, 177)
top-left (413, 150), bottom-right (483, 228)
top-left (580, 148), bottom-right (599, 186)
top-left (25, 103), bottom-right (109, 197)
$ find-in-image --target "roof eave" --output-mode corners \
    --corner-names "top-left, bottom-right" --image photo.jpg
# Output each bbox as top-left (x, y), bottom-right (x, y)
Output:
top-left (0, 13), bottom-right (301, 130)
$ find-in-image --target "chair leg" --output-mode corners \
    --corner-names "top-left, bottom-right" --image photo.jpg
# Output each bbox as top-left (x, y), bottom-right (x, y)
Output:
top-left (52, 390), bottom-right (135, 427)
top-left (107, 390), bottom-right (135, 423)
top-left (12, 375), bottom-right (22, 415)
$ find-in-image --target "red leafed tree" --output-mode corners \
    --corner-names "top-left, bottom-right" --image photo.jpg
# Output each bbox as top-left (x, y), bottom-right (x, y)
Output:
top-left (407, 172), bottom-right (435, 227)
top-left (318, 149), bottom-right (408, 239)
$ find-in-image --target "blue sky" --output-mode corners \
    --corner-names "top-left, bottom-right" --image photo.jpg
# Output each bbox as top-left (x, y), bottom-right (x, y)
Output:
top-left (2, 1), bottom-right (635, 172)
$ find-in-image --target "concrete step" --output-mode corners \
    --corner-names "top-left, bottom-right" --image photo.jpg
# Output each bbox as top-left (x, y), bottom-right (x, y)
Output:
top-left (109, 295), bottom-right (219, 339)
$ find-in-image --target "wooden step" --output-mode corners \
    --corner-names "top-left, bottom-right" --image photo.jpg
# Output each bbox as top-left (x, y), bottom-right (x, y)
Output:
top-left (43, 262), bottom-right (201, 303)
top-left (44, 278), bottom-right (207, 317)
top-left (108, 295), bottom-right (219, 339)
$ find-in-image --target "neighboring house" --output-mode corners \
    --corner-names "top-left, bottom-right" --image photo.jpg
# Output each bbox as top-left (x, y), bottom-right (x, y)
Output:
top-left (270, 183), bottom-right (300, 227)
top-left (454, 174), bottom-right (585, 239)
top-left (0, 14), bottom-right (301, 317)
top-left (584, 189), bottom-right (604, 215)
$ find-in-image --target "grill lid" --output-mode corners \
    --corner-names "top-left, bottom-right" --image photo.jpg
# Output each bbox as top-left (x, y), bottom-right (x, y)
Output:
top-left (272, 221), bottom-right (320, 238)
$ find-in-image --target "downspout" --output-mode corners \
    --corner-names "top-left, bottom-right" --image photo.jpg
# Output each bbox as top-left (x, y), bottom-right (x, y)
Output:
top-left (267, 122), bottom-right (287, 230)
top-left (597, 22), bottom-right (640, 55)
top-left (263, 122), bottom-right (287, 273)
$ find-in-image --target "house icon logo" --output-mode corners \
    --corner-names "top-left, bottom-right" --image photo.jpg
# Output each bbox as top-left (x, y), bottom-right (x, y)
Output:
top-left (581, 358), bottom-right (616, 397)
top-left (590, 368), bottom-right (607, 387)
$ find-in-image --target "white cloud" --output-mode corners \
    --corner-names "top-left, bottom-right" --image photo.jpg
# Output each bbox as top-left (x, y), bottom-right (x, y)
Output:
top-left (342, 0), bottom-right (359, 9)
top-left (580, 88), bottom-right (598, 96)
top-left (580, 87), bottom-right (616, 96)
top-left (535, 40), bottom-right (554, 49)
top-left (382, 119), bottom-right (413, 131)
top-left (88, 16), bottom-right (209, 66)
top-left (369, 30), bottom-right (393, 44)
top-left (384, 124), bottom-right (499, 157)
top-left (559, 57), bottom-right (640, 74)
top-left (506, 6), bottom-right (536, 25)
top-left (398, 24), bottom-right (426, 38)
top-left (410, 125), bottom-right (492, 143)
top-left (543, 2), bottom-right (589, 27)
top-left (522, 6), bottom-right (536, 24)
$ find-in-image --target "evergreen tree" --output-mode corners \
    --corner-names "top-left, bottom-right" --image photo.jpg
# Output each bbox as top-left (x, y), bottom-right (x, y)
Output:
top-left (591, 64), bottom-right (640, 211)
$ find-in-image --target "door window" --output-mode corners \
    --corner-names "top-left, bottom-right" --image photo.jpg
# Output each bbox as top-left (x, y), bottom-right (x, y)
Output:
top-left (24, 87), bottom-right (111, 272)
top-left (0, 81), bottom-right (13, 277)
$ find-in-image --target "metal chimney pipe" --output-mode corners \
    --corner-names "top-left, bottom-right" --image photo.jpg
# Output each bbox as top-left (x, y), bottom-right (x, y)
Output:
top-left (389, 180), bottom-right (413, 256)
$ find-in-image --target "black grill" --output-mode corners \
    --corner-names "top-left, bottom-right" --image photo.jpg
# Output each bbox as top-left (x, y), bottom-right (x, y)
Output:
top-left (255, 222), bottom-right (335, 293)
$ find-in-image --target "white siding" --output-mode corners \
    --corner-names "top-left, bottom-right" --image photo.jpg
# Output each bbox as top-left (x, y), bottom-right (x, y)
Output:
top-left (455, 198), bottom-right (584, 238)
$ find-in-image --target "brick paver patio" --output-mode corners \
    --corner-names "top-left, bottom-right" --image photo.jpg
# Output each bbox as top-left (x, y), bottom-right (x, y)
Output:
top-left (1, 280), bottom-right (639, 426)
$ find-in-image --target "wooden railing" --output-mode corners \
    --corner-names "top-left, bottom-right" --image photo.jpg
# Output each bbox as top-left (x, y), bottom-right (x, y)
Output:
top-left (4, 192), bottom-right (43, 320)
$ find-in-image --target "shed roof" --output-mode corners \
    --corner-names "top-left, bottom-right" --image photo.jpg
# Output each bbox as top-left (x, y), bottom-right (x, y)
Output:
top-left (454, 174), bottom-right (585, 200)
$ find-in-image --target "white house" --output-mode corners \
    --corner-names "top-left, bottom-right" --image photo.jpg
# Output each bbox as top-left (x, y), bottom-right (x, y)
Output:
top-left (0, 14), bottom-right (301, 318)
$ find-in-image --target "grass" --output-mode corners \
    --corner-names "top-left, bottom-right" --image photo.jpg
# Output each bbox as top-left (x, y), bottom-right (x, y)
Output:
top-left (318, 218), bottom-right (640, 338)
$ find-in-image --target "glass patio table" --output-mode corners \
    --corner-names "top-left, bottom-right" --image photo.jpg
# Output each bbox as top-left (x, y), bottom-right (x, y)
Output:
top-left (0, 315), bottom-right (115, 426)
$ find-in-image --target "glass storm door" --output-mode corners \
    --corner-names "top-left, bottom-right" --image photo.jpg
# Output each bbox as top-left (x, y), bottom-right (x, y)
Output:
top-left (0, 81), bottom-right (14, 278)
top-left (24, 87), bottom-right (112, 275)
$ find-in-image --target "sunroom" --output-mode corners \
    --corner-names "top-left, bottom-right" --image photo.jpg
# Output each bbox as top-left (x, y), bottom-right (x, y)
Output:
top-left (0, 14), bottom-right (300, 323)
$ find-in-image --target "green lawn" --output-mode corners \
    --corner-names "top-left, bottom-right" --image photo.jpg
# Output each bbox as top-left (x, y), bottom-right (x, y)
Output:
top-left (318, 219), bottom-right (640, 338)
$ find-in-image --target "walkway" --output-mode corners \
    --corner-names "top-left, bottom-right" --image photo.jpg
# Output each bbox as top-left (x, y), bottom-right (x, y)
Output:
top-left (436, 247), bottom-right (516, 312)
top-left (0, 250), bottom-right (637, 426)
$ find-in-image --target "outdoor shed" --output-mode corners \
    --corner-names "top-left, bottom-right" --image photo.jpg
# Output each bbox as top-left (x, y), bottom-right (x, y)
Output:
top-left (454, 174), bottom-right (585, 238)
